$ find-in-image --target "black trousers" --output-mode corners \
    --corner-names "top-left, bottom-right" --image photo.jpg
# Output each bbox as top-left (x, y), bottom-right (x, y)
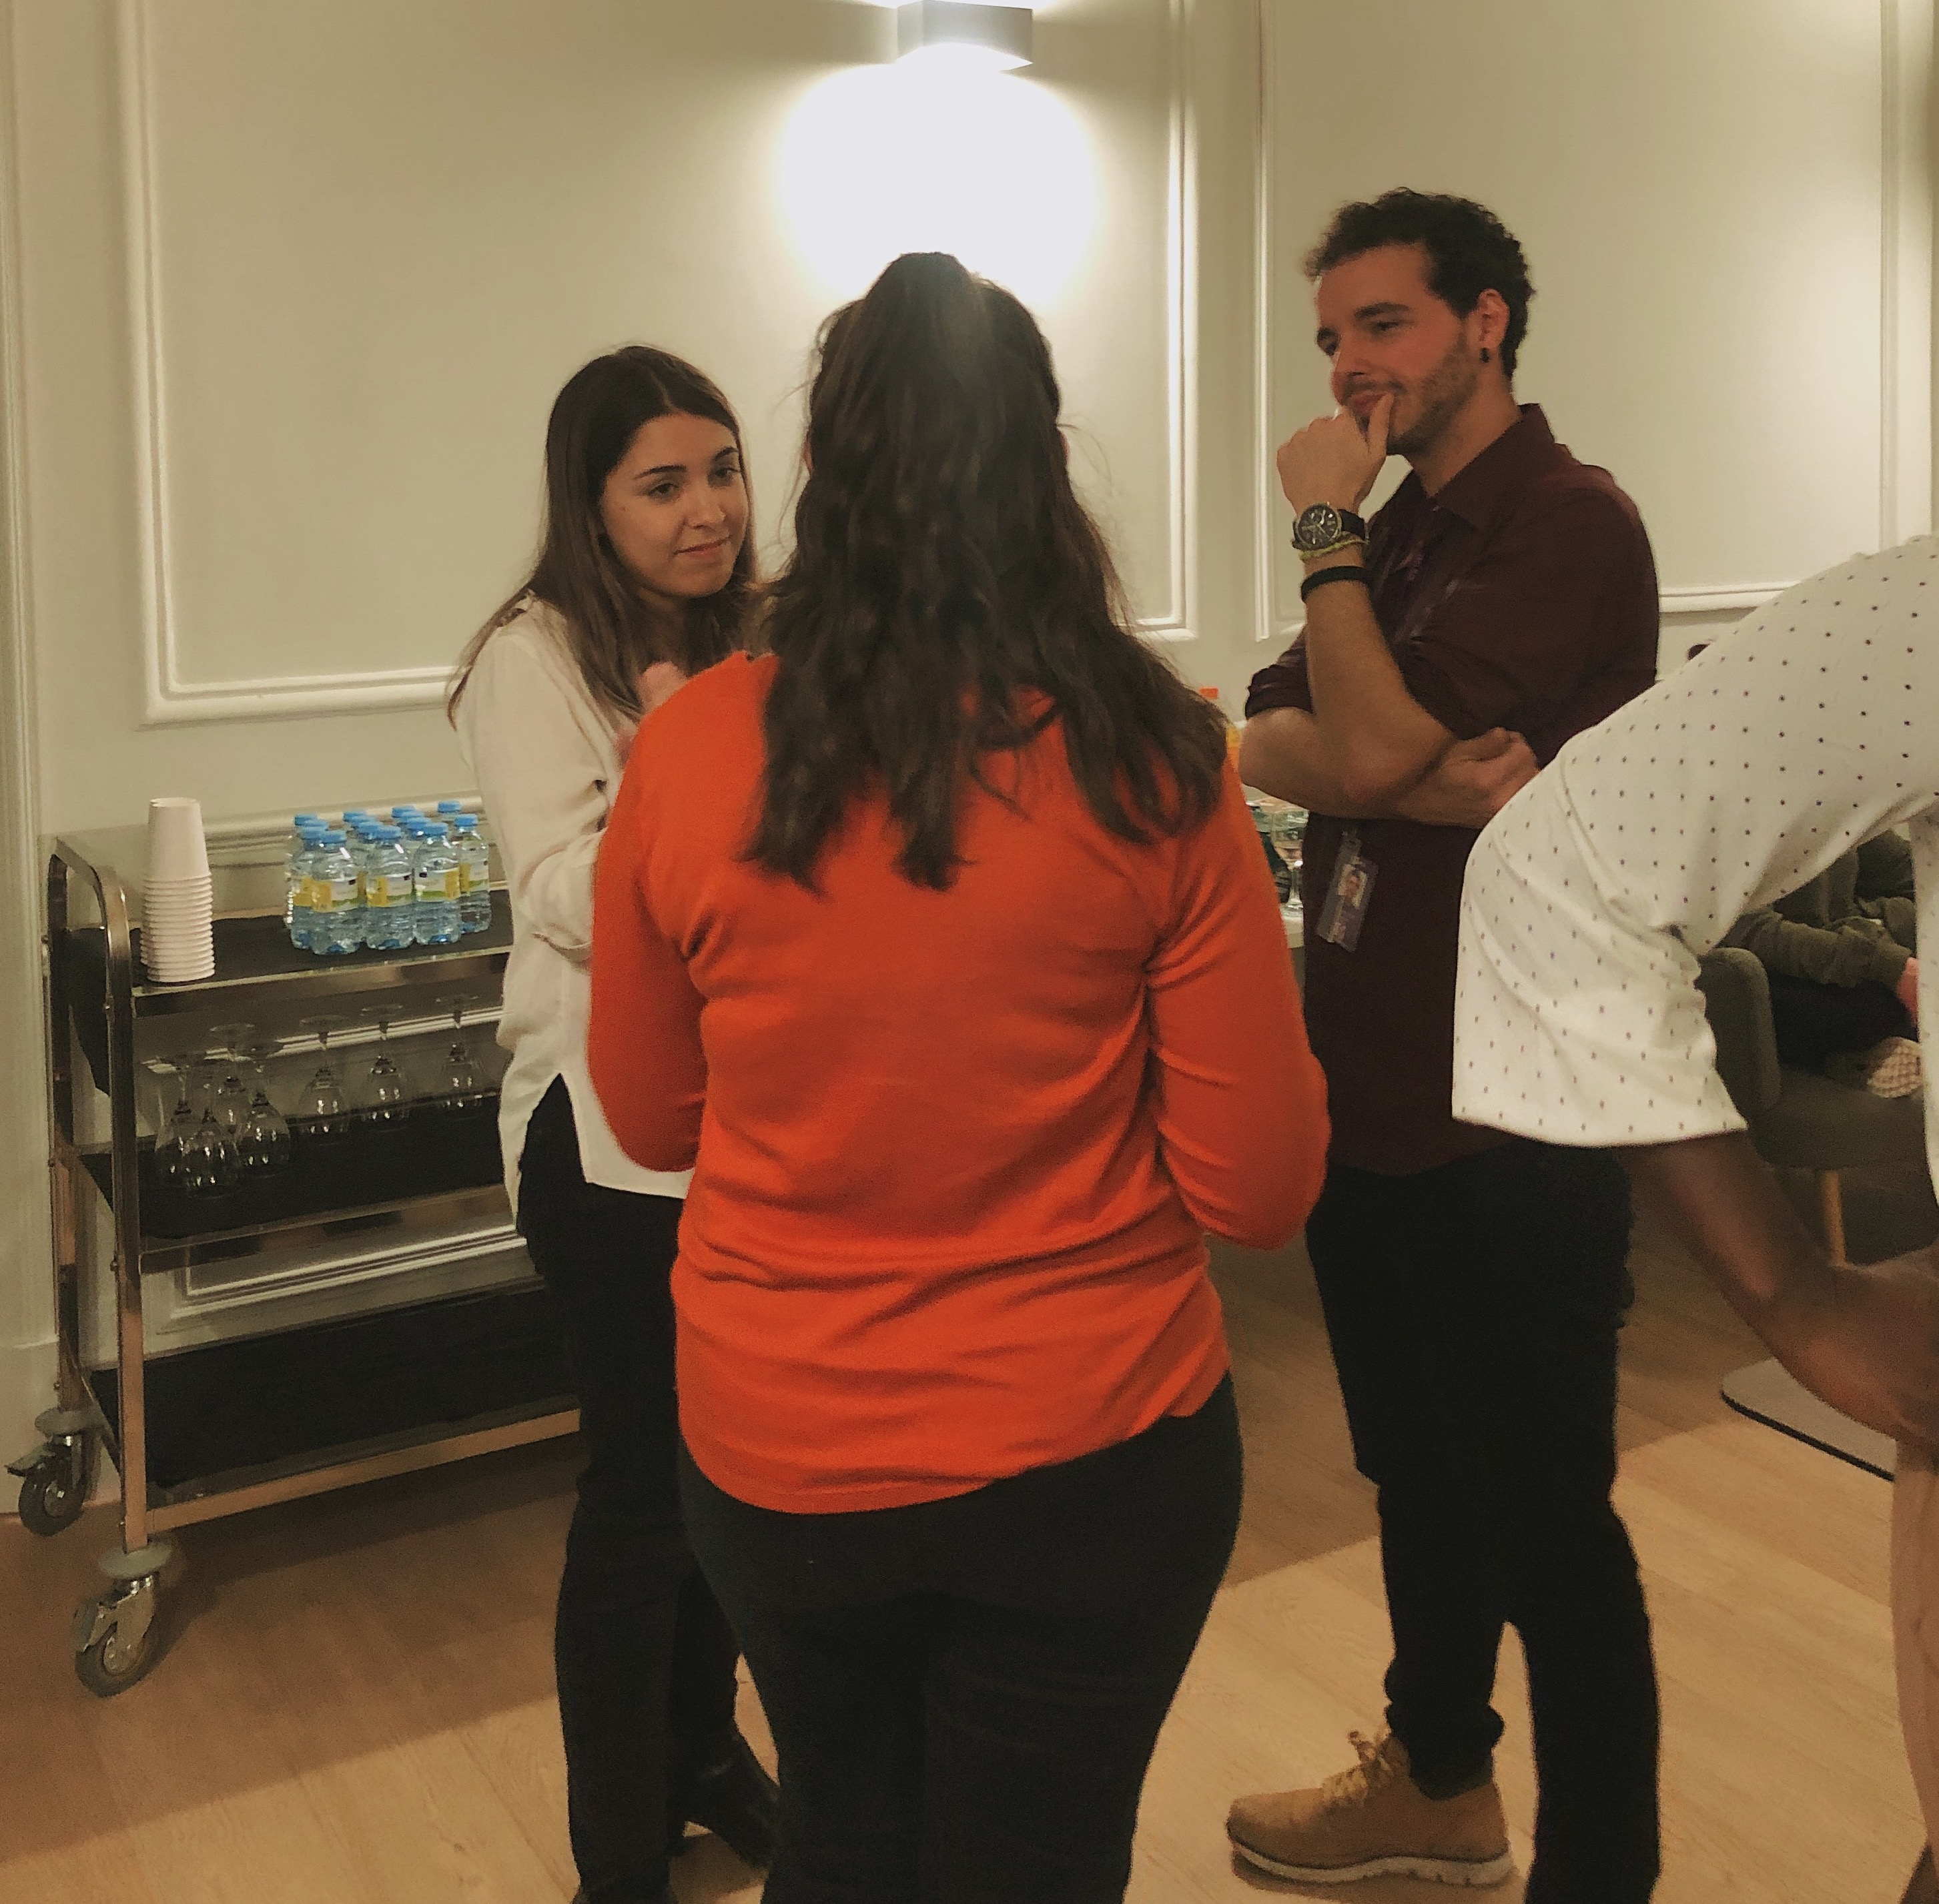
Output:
top-left (518, 1078), bottom-right (742, 1904)
top-left (1305, 1141), bottom-right (1660, 1904)
top-left (679, 1378), bottom-right (1244, 1904)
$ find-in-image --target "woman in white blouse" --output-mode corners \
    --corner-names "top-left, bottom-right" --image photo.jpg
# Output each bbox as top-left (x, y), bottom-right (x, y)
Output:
top-left (449, 346), bottom-right (774, 1904)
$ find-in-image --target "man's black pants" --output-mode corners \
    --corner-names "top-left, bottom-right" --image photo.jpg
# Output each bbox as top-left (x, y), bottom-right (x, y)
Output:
top-left (518, 1078), bottom-right (743, 1904)
top-left (679, 1378), bottom-right (1244, 1904)
top-left (1305, 1140), bottom-right (1660, 1904)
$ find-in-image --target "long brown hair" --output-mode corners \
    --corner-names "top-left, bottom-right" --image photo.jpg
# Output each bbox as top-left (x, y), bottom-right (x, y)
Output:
top-left (747, 252), bottom-right (1226, 891)
top-left (448, 346), bottom-right (757, 721)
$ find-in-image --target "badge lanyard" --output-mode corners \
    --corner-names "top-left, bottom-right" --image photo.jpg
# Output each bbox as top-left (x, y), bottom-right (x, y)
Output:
top-left (1316, 827), bottom-right (1377, 951)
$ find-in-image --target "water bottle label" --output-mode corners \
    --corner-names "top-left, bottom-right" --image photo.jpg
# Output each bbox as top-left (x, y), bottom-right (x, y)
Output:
top-left (367, 875), bottom-right (410, 907)
top-left (313, 876), bottom-right (359, 910)
top-left (416, 868), bottom-right (460, 901)
top-left (462, 863), bottom-right (490, 892)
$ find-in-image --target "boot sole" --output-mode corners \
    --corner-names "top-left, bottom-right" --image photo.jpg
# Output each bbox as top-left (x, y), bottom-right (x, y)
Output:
top-left (1230, 1839), bottom-right (1515, 1887)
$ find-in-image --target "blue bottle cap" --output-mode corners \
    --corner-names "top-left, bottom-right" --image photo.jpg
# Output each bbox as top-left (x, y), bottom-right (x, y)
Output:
top-left (436, 800), bottom-right (464, 815)
top-left (320, 829), bottom-right (347, 847)
top-left (294, 812), bottom-right (321, 827)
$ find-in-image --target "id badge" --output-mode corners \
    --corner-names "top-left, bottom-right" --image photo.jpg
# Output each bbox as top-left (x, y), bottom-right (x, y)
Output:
top-left (1316, 827), bottom-right (1377, 951)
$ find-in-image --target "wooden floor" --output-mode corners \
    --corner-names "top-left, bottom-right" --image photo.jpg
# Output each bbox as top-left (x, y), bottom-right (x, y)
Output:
top-left (2, 1173), bottom-right (1932, 1903)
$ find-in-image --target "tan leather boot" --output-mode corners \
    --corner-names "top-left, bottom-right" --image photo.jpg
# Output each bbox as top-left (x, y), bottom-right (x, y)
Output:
top-left (1226, 1729), bottom-right (1514, 1887)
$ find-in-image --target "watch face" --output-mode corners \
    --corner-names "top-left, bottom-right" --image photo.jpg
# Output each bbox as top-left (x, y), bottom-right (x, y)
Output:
top-left (1294, 503), bottom-right (1344, 550)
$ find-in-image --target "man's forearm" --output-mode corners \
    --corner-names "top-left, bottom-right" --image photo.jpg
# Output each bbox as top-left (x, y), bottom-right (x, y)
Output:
top-left (1238, 706), bottom-right (1415, 817)
top-left (1240, 705), bottom-right (1484, 825)
top-left (1619, 1132), bottom-right (1834, 1340)
top-left (1302, 577), bottom-right (1455, 805)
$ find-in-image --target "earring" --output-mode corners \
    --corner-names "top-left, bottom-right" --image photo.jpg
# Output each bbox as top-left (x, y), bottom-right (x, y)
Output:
top-left (1480, 346), bottom-right (1493, 364)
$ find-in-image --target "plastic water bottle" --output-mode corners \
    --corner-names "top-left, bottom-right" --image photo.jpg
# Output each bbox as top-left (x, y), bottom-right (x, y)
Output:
top-left (361, 827), bottom-right (416, 951)
top-left (286, 821), bottom-right (325, 948)
top-left (310, 831), bottom-right (364, 955)
top-left (350, 822), bottom-right (382, 920)
top-left (451, 817), bottom-right (492, 933)
top-left (412, 822), bottom-right (462, 945)
top-left (436, 800), bottom-right (465, 823)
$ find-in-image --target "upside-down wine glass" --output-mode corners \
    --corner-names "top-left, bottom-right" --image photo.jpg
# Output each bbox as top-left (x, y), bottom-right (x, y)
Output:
top-left (237, 1037), bottom-right (293, 1178)
top-left (206, 1025), bottom-right (258, 1143)
top-left (358, 1004), bottom-right (411, 1129)
top-left (432, 993), bottom-right (491, 1115)
top-left (155, 1055), bottom-right (203, 1191)
top-left (181, 1055), bottom-right (240, 1198)
top-left (294, 1015), bottom-right (354, 1144)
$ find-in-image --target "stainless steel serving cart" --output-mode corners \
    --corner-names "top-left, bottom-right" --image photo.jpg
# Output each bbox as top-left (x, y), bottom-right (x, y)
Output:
top-left (13, 823), bottom-right (578, 1695)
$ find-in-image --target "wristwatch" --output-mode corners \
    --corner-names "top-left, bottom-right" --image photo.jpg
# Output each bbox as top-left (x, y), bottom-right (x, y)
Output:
top-left (1291, 502), bottom-right (1368, 558)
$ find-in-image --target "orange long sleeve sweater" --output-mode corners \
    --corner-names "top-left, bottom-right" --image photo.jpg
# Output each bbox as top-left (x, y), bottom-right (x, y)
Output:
top-left (589, 654), bottom-right (1328, 1513)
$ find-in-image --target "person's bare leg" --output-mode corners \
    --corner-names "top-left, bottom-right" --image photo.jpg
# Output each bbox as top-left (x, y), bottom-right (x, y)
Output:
top-left (1900, 1845), bottom-right (1936, 1904)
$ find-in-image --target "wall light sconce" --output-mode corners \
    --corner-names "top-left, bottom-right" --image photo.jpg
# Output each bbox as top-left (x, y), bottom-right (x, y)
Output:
top-left (895, 1), bottom-right (1034, 73)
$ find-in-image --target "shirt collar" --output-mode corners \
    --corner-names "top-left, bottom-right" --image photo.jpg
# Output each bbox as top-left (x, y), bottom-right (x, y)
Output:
top-left (1427, 404), bottom-right (1558, 534)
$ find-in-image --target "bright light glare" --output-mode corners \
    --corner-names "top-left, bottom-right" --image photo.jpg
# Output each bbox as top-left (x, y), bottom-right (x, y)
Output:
top-left (779, 62), bottom-right (1094, 307)
top-left (897, 43), bottom-right (1029, 75)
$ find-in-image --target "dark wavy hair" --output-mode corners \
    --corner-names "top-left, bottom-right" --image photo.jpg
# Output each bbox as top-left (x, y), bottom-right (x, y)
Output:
top-left (1305, 189), bottom-right (1535, 376)
top-left (448, 346), bottom-right (757, 722)
top-left (747, 253), bottom-right (1226, 892)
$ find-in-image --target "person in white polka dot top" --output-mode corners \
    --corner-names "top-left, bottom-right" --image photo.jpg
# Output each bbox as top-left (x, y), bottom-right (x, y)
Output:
top-left (1456, 536), bottom-right (1939, 1894)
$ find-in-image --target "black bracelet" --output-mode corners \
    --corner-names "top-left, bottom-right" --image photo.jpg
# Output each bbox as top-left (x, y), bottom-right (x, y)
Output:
top-left (1300, 565), bottom-right (1370, 602)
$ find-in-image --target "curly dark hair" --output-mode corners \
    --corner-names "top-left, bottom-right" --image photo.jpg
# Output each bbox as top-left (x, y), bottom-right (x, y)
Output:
top-left (1304, 189), bottom-right (1535, 376)
top-left (746, 252), bottom-right (1227, 893)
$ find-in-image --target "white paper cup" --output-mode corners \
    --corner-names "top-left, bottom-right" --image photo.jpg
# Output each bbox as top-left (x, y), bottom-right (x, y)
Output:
top-left (145, 954), bottom-right (214, 984)
top-left (146, 797), bottom-right (210, 885)
top-left (143, 936), bottom-right (214, 982)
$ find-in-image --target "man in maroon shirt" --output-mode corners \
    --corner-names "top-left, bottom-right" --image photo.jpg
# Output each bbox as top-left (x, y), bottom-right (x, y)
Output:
top-left (1226, 191), bottom-right (1662, 1903)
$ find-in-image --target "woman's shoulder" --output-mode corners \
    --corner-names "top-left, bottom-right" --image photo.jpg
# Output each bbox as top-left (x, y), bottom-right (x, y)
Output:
top-left (472, 594), bottom-right (572, 672)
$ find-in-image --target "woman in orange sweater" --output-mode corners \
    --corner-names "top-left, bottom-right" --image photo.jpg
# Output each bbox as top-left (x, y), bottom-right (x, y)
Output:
top-left (589, 253), bottom-right (1328, 1903)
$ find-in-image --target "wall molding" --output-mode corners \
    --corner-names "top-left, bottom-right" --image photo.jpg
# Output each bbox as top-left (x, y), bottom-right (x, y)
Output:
top-left (1250, 0), bottom-right (1932, 651)
top-left (117, 0), bottom-right (460, 728)
top-left (0, 0), bottom-right (59, 1462)
top-left (1134, 0), bottom-right (1198, 646)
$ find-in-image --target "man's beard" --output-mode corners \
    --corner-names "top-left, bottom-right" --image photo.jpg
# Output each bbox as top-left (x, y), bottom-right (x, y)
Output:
top-left (1387, 334), bottom-right (1483, 460)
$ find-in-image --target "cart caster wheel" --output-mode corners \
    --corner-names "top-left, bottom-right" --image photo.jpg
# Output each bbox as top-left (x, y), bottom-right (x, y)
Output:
top-left (71, 1575), bottom-right (164, 1699)
top-left (11, 1434), bottom-right (94, 1536)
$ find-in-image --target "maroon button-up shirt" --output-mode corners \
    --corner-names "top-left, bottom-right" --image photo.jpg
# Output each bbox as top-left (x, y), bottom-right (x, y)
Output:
top-left (1246, 406), bottom-right (1659, 1174)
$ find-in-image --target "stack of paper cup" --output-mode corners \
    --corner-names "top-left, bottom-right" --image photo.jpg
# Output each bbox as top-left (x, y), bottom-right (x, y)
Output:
top-left (143, 797), bottom-right (214, 983)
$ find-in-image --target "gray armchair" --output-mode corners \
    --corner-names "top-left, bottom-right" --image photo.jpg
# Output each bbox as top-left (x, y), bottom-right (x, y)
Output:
top-left (1696, 947), bottom-right (1924, 1262)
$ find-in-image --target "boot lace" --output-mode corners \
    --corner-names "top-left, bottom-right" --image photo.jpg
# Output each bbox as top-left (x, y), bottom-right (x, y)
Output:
top-left (1317, 1731), bottom-right (1403, 1813)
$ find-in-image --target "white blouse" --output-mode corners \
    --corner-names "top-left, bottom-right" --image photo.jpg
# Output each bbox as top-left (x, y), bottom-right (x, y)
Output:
top-left (1453, 536), bottom-right (1939, 1183)
top-left (454, 598), bottom-right (693, 1213)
